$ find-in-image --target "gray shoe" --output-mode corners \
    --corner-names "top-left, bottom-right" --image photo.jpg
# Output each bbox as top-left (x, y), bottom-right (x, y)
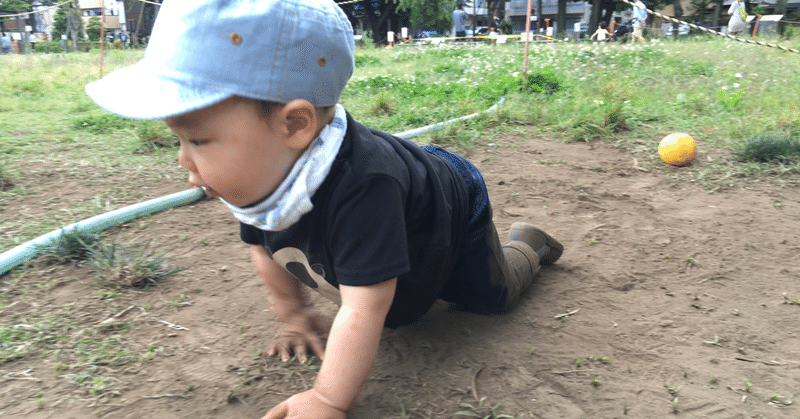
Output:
top-left (508, 223), bottom-right (563, 265)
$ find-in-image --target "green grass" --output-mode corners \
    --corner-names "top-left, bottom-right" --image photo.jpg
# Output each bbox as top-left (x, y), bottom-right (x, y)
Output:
top-left (35, 228), bottom-right (101, 264)
top-left (2, 38), bottom-right (800, 253)
top-left (86, 238), bottom-right (181, 288)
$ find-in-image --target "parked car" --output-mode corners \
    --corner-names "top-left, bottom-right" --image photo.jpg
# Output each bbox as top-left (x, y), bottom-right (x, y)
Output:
top-left (663, 23), bottom-right (690, 37)
top-left (465, 27), bottom-right (490, 37)
top-left (416, 30), bottom-right (439, 39)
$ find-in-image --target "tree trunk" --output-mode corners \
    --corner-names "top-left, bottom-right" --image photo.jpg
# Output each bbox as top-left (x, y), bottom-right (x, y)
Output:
top-left (557, 0), bottom-right (566, 37)
top-left (589, 0), bottom-right (602, 35)
top-left (673, 0), bottom-right (684, 35)
top-left (363, 0), bottom-right (394, 45)
top-left (536, 0), bottom-right (542, 33)
top-left (67, 2), bottom-right (80, 51)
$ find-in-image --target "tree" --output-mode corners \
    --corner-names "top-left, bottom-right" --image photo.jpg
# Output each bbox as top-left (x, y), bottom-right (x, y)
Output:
top-left (395, 0), bottom-right (451, 35)
top-left (0, 0), bottom-right (30, 12)
top-left (86, 15), bottom-right (101, 41)
top-left (51, 1), bottom-right (82, 50)
top-left (339, 0), bottom-right (405, 45)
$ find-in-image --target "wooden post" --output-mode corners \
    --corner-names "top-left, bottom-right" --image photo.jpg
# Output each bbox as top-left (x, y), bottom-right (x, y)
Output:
top-left (15, 14), bottom-right (25, 54)
top-left (751, 14), bottom-right (762, 39)
top-left (522, 0), bottom-right (533, 91)
top-left (100, 1), bottom-right (106, 79)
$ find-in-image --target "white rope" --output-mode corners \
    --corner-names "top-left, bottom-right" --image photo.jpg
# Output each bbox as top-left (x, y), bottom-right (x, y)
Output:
top-left (618, 0), bottom-right (800, 54)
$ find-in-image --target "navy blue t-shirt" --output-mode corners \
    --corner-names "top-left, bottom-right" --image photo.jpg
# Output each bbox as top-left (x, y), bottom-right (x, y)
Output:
top-left (240, 112), bottom-right (469, 328)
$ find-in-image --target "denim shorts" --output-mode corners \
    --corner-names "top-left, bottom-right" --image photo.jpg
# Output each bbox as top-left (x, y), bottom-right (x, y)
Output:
top-left (421, 145), bottom-right (510, 313)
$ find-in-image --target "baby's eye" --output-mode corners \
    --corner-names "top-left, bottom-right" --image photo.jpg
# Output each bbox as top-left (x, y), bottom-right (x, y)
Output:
top-left (189, 139), bottom-right (206, 146)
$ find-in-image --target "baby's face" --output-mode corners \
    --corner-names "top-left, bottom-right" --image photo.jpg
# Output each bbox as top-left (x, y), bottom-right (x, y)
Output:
top-left (165, 97), bottom-right (299, 207)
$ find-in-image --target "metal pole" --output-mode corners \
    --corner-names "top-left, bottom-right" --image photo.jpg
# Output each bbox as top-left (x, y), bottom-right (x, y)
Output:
top-left (522, 0), bottom-right (533, 91)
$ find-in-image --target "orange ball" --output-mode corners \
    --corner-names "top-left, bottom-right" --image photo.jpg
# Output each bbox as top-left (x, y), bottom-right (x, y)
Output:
top-left (658, 133), bottom-right (697, 166)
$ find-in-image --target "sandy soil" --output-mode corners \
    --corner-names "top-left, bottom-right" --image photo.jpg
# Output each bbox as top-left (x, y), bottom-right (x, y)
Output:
top-left (2, 134), bottom-right (799, 419)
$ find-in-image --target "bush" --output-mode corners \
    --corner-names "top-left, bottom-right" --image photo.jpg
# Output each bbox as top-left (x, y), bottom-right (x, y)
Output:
top-left (33, 40), bottom-right (67, 54)
top-left (523, 67), bottom-right (563, 94)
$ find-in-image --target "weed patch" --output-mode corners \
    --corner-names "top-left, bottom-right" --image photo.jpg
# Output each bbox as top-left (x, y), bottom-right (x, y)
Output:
top-left (134, 120), bottom-right (179, 152)
top-left (736, 132), bottom-right (800, 163)
top-left (72, 114), bottom-right (133, 134)
top-left (0, 161), bottom-right (13, 191)
top-left (36, 228), bottom-right (101, 264)
top-left (87, 238), bottom-right (181, 288)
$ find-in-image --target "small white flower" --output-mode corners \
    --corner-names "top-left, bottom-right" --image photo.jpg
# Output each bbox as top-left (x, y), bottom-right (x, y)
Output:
top-left (733, 83), bottom-right (740, 88)
top-left (735, 73), bottom-right (742, 78)
top-left (721, 86), bottom-right (728, 90)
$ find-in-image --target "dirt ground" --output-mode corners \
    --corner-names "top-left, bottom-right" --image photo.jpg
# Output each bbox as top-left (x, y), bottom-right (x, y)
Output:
top-left (2, 134), bottom-right (799, 419)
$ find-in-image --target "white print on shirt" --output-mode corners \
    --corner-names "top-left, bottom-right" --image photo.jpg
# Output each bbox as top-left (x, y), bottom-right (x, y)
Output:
top-left (272, 247), bottom-right (342, 306)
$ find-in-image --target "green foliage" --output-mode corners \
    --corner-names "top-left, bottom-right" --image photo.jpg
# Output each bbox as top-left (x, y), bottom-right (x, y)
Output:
top-left (369, 93), bottom-right (396, 116)
top-left (430, 121), bottom-right (474, 151)
top-left (735, 132), bottom-right (800, 163)
top-left (86, 238), bottom-right (181, 288)
top-left (0, 0), bottom-right (30, 13)
top-left (36, 228), bottom-right (101, 264)
top-left (524, 67), bottom-right (563, 94)
top-left (395, 0), bottom-right (453, 35)
top-left (498, 21), bottom-right (513, 35)
top-left (30, 40), bottom-right (66, 54)
top-left (9, 79), bottom-right (45, 97)
top-left (717, 89), bottom-right (744, 110)
top-left (134, 120), bottom-right (179, 152)
top-left (355, 54), bottom-right (381, 67)
top-left (86, 16), bottom-right (102, 42)
top-left (570, 82), bottom-right (633, 142)
top-left (72, 114), bottom-right (133, 134)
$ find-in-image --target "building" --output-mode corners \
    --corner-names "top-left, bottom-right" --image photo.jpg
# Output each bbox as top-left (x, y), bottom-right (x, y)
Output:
top-left (78, 0), bottom-right (127, 37)
top-left (505, 0), bottom-right (592, 36)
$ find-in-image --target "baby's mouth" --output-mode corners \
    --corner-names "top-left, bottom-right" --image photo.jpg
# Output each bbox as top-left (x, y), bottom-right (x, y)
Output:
top-left (200, 186), bottom-right (219, 198)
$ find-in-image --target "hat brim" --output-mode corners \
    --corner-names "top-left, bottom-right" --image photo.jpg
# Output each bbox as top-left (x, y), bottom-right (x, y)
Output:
top-left (85, 61), bottom-right (233, 120)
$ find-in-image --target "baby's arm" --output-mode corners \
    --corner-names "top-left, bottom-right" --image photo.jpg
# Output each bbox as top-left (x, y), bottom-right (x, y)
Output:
top-left (251, 245), bottom-right (329, 363)
top-left (264, 278), bottom-right (397, 418)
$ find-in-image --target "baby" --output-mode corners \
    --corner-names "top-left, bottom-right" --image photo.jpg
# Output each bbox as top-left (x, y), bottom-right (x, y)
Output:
top-left (86, 1), bottom-right (564, 417)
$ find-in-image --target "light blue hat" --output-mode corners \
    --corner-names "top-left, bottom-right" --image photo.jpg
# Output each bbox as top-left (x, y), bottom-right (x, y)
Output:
top-left (86, 0), bottom-right (355, 120)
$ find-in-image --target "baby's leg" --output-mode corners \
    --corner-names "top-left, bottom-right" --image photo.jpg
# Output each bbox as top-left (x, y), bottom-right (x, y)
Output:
top-left (441, 214), bottom-right (562, 313)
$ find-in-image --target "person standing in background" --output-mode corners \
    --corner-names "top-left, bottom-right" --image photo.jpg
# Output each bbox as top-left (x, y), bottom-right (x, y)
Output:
top-left (727, 0), bottom-right (747, 34)
top-left (452, 3), bottom-right (468, 41)
top-left (631, 0), bottom-right (647, 44)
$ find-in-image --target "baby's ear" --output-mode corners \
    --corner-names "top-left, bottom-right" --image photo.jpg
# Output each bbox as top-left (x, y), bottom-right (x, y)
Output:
top-left (280, 100), bottom-right (317, 150)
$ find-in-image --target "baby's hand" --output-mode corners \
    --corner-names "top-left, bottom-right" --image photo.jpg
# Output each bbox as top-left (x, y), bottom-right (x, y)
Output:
top-left (268, 308), bottom-right (331, 364)
top-left (262, 389), bottom-right (346, 419)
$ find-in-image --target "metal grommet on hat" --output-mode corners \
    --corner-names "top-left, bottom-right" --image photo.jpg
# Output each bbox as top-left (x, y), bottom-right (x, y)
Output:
top-left (318, 56), bottom-right (327, 67)
top-left (230, 32), bottom-right (242, 45)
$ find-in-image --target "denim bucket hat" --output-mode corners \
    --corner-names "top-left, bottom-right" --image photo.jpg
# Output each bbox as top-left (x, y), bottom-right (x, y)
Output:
top-left (86, 0), bottom-right (355, 120)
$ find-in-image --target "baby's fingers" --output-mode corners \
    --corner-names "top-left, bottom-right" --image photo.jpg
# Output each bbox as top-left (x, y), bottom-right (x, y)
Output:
top-left (262, 401), bottom-right (288, 419)
top-left (267, 339), bottom-right (297, 363)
